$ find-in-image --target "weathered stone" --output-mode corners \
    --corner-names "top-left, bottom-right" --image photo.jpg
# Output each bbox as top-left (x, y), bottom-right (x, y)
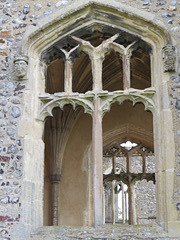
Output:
top-left (7, 145), bottom-right (18, 154)
top-left (43, 9), bottom-right (52, 15)
top-left (11, 98), bottom-right (20, 104)
top-left (6, 128), bottom-right (15, 136)
top-left (6, 82), bottom-right (14, 89)
top-left (0, 197), bottom-right (9, 204)
top-left (34, 3), bottom-right (42, 11)
top-left (162, 44), bottom-right (176, 72)
top-left (1, 100), bottom-right (7, 106)
top-left (6, 173), bottom-right (13, 179)
top-left (0, 73), bottom-right (6, 80)
top-left (13, 181), bottom-right (19, 185)
top-left (14, 188), bottom-right (20, 194)
top-left (0, 18), bottom-right (9, 24)
top-left (13, 55), bottom-right (28, 80)
top-left (0, 82), bottom-right (5, 89)
top-left (167, 5), bottom-right (177, 10)
top-left (177, 203), bottom-right (180, 211)
top-left (3, 107), bottom-right (8, 113)
top-left (23, 4), bottom-right (30, 15)
top-left (11, 197), bottom-right (19, 204)
top-left (11, 107), bottom-right (21, 118)
top-left (0, 156), bottom-right (10, 163)
top-left (55, 0), bottom-right (68, 8)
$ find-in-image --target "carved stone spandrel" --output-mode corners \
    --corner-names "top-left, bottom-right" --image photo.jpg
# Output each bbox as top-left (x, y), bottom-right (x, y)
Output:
top-left (162, 44), bottom-right (176, 72)
top-left (13, 55), bottom-right (28, 80)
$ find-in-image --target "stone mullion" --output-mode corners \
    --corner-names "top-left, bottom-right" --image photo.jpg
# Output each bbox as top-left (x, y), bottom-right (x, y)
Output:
top-left (64, 58), bottom-right (73, 93)
top-left (92, 95), bottom-right (103, 226)
top-left (111, 180), bottom-right (115, 224)
top-left (50, 174), bottom-right (61, 226)
top-left (122, 183), bottom-right (125, 224)
top-left (91, 56), bottom-right (103, 91)
top-left (142, 153), bottom-right (146, 174)
top-left (122, 53), bottom-right (131, 90)
top-left (57, 45), bottom-right (79, 93)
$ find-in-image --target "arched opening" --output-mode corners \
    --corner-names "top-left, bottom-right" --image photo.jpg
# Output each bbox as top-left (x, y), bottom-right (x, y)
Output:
top-left (103, 102), bottom-right (155, 225)
top-left (72, 52), bottom-right (92, 93)
top-left (102, 50), bottom-right (123, 91)
top-left (19, 1), bottom-right (178, 234)
top-left (44, 105), bottom-right (92, 226)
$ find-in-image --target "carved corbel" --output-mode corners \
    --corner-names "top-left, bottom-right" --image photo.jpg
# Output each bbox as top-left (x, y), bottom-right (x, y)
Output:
top-left (13, 55), bottom-right (29, 80)
top-left (162, 44), bottom-right (176, 72)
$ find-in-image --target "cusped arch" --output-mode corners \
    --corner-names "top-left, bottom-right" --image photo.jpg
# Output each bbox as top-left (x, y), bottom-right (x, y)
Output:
top-left (39, 94), bottom-right (94, 120)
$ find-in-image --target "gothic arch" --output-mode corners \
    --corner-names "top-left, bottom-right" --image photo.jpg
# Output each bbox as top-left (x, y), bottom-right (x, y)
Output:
top-left (17, 0), bottom-right (177, 234)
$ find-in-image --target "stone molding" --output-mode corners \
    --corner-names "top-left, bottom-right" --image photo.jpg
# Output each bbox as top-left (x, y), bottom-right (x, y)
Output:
top-left (50, 174), bottom-right (61, 184)
top-left (38, 88), bottom-right (155, 120)
top-left (39, 92), bottom-right (94, 120)
top-left (99, 88), bottom-right (156, 116)
top-left (20, 0), bottom-right (171, 57)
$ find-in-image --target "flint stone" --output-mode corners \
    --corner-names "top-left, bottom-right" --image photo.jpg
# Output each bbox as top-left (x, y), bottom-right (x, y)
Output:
top-left (175, 99), bottom-right (180, 110)
top-left (43, 9), bottom-right (52, 15)
top-left (34, 3), bottom-right (42, 11)
top-left (6, 128), bottom-right (15, 136)
top-left (0, 18), bottom-right (9, 24)
top-left (7, 144), bottom-right (18, 154)
top-left (0, 197), bottom-right (9, 204)
top-left (0, 73), bottom-right (6, 80)
top-left (177, 203), bottom-right (180, 211)
top-left (23, 4), bottom-right (30, 14)
top-left (3, 107), bottom-right (8, 113)
top-left (1, 100), bottom-right (7, 106)
top-left (0, 82), bottom-right (5, 89)
top-left (11, 98), bottom-right (20, 104)
top-left (55, 0), bottom-right (68, 8)
top-left (11, 107), bottom-right (21, 118)
top-left (6, 82), bottom-right (14, 89)
top-left (11, 197), bottom-right (19, 204)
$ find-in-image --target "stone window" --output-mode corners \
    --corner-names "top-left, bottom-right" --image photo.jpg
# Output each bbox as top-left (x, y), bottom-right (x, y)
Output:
top-left (19, 2), bottom-right (177, 233)
top-left (103, 140), bottom-right (156, 225)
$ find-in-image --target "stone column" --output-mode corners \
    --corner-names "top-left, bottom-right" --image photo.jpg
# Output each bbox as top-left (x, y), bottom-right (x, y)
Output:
top-left (50, 174), bottom-right (61, 226)
top-left (112, 180), bottom-right (115, 224)
top-left (122, 53), bottom-right (131, 90)
top-left (110, 41), bottom-right (135, 90)
top-left (90, 54), bottom-right (103, 90)
top-left (92, 95), bottom-right (103, 226)
top-left (57, 45), bottom-right (79, 93)
top-left (64, 57), bottom-right (73, 93)
top-left (122, 183), bottom-right (125, 224)
top-left (72, 34), bottom-right (119, 91)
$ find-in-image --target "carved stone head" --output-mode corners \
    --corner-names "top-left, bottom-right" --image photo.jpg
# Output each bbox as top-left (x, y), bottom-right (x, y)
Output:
top-left (14, 55), bottom-right (28, 80)
top-left (162, 44), bottom-right (176, 72)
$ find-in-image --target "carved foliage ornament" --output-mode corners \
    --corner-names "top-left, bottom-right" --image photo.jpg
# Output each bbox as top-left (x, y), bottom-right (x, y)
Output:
top-left (13, 55), bottom-right (28, 80)
top-left (162, 44), bottom-right (176, 72)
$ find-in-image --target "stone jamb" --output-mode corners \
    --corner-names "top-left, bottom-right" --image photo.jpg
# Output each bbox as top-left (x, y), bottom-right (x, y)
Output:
top-left (16, 0), bottom-right (179, 237)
